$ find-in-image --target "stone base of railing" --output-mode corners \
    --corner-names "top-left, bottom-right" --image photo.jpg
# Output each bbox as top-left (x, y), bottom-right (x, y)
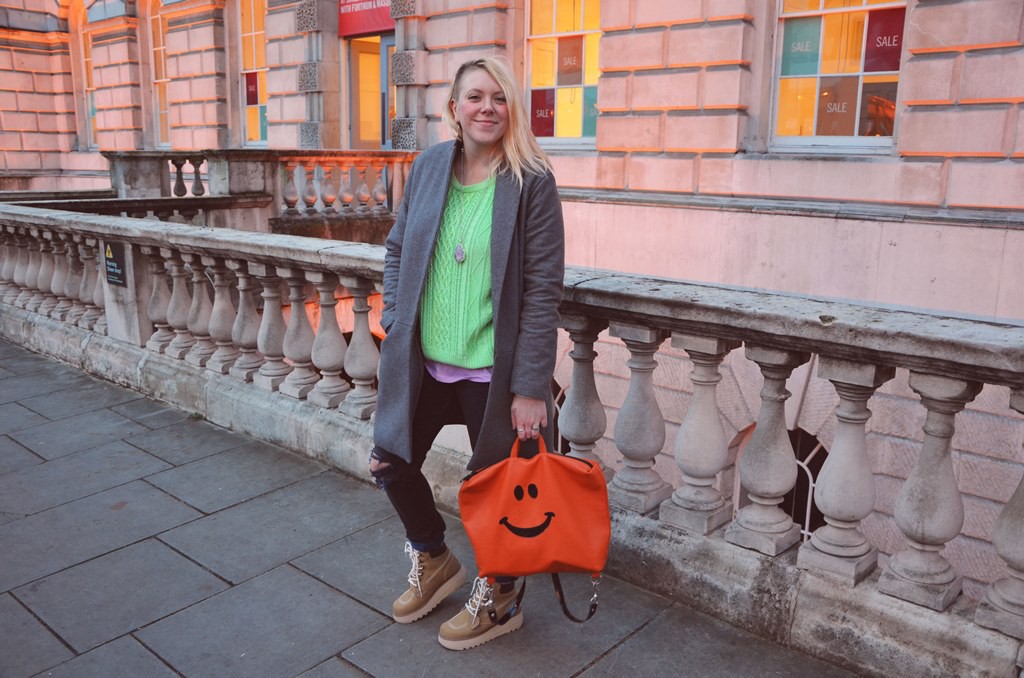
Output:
top-left (0, 306), bottom-right (1019, 678)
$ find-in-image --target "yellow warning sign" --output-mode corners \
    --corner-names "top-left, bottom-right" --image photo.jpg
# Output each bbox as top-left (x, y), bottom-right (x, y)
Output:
top-left (106, 244), bottom-right (113, 258)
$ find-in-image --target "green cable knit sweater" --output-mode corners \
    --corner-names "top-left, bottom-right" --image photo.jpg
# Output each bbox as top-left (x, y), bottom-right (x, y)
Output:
top-left (420, 174), bottom-right (496, 369)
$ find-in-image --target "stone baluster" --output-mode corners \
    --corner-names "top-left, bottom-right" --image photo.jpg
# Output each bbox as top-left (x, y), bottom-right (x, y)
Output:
top-left (878, 372), bottom-right (981, 611)
top-left (171, 158), bottom-right (188, 197)
top-left (189, 156), bottom-right (206, 196)
top-left (226, 259), bottom-right (264, 382)
top-left (50, 234), bottom-right (74, 320)
top-left (661, 334), bottom-right (741, 535)
top-left (92, 250), bottom-right (107, 336)
top-left (797, 358), bottom-right (895, 584)
top-left (139, 246), bottom-right (174, 352)
top-left (28, 232), bottom-right (55, 314)
top-left (354, 163), bottom-right (371, 214)
top-left (976, 388), bottom-right (1024, 638)
top-left (7, 229), bottom-right (30, 305)
top-left (371, 161), bottom-right (389, 215)
top-left (203, 256), bottom-right (240, 374)
top-left (251, 264), bottom-right (292, 391)
top-left (282, 162), bottom-right (301, 215)
top-left (15, 229), bottom-right (41, 309)
top-left (306, 271), bottom-right (350, 408)
top-left (558, 314), bottom-right (610, 476)
top-left (320, 162), bottom-right (339, 214)
top-left (163, 249), bottom-right (195, 359)
top-left (76, 237), bottom-right (100, 330)
top-left (302, 162), bottom-right (319, 215)
top-left (606, 323), bottom-right (672, 513)
top-left (339, 277), bottom-right (379, 418)
top-left (724, 346), bottom-right (810, 556)
top-left (182, 253), bottom-right (216, 367)
top-left (62, 234), bottom-right (86, 323)
top-left (338, 160), bottom-right (355, 213)
top-left (277, 267), bottom-right (320, 398)
top-left (0, 229), bottom-right (17, 301)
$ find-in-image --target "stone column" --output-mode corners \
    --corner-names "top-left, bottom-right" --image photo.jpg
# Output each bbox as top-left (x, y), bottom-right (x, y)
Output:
top-left (91, 252), bottom-right (107, 336)
top-left (390, 0), bottom-right (429, 150)
top-left (661, 333), bottom-right (740, 535)
top-left (182, 254), bottom-right (216, 368)
top-left (878, 372), bottom-right (981, 611)
top-left (15, 229), bottom-right (41, 309)
top-left (251, 264), bottom-right (292, 392)
top-left (29, 233), bottom-right (55, 315)
top-left (277, 268), bottom-right (320, 399)
top-left (163, 249), bottom-right (195, 359)
top-left (725, 345), bottom-right (810, 556)
top-left (606, 322), bottom-right (671, 514)
top-left (77, 238), bottom-right (101, 330)
top-left (797, 358), bottom-right (894, 584)
top-left (306, 271), bottom-right (350, 408)
top-left (0, 229), bottom-right (17, 302)
top-left (8, 229), bottom-right (30, 305)
top-left (48, 234), bottom-right (72, 320)
top-left (338, 276), bottom-right (379, 419)
top-left (140, 246), bottom-right (174, 353)
top-left (204, 256), bottom-right (240, 374)
top-left (558, 314), bottom-right (610, 476)
top-left (63, 235), bottom-right (86, 324)
top-left (226, 259), bottom-right (264, 382)
top-left (976, 388), bottom-right (1024, 638)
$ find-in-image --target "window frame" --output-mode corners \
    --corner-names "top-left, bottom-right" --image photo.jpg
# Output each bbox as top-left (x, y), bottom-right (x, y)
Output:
top-left (149, 7), bottom-right (171, 148)
top-left (768, 0), bottom-right (907, 155)
top-left (524, 0), bottom-right (601, 147)
top-left (239, 0), bottom-right (268, 146)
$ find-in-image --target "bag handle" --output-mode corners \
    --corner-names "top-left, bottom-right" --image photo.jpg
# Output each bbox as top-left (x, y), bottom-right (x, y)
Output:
top-left (509, 434), bottom-right (550, 459)
top-left (550, 573), bottom-right (600, 623)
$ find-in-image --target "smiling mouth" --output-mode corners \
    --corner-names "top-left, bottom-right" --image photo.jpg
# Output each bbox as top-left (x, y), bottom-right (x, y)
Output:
top-left (499, 512), bottom-right (555, 538)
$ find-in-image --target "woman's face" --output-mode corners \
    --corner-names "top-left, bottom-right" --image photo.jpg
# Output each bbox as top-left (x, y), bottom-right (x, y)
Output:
top-left (450, 68), bottom-right (509, 153)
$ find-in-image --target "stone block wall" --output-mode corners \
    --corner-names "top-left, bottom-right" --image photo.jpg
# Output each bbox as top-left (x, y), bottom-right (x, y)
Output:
top-left (265, 1), bottom-right (304, 148)
top-left (164, 4), bottom-right (228, 149)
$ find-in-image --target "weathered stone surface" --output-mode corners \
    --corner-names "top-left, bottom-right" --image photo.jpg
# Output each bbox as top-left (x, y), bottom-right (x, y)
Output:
top-left (0, 593), bottom-right (73, 677)
top-left (33, 636), bottom-right (177, 678)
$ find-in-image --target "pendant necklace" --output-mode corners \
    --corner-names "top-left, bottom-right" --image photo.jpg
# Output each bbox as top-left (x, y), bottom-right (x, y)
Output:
top-left (454, 145), bottom-right (469, 264)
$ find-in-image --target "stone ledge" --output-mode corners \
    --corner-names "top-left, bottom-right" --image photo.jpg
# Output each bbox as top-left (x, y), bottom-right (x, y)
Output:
top-left (0, 307), bottom-right (1019, 678)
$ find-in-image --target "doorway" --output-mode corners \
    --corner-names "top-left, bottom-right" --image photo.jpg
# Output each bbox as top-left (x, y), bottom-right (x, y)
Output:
top-left (349, 33), bottom-right (396, 149)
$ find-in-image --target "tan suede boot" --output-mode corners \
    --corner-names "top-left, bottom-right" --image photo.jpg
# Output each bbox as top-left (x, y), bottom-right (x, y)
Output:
top-left (437, 577), bottom-right (523, 651)
top-left (392, 542), bottom-right (467, 624)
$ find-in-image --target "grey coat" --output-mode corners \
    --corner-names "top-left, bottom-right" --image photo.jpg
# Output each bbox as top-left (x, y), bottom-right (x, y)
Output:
top-left (373, 140), bottom-right (565, 471)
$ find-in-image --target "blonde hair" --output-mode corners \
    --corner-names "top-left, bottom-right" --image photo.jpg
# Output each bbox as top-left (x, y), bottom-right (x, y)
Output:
top-left (443, 56), bottom-right (551, 186)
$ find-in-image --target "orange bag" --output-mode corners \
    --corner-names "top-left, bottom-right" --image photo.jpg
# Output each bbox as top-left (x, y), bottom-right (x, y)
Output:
top-left (458, 437), bottom-right (611, 621)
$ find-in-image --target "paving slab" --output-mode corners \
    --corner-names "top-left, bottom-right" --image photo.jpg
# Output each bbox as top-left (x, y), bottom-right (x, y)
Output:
top-left (0, 435), bottom-right (43, 475)
top-left (344, 573), bottom-right (671, 677)
top-left (0, 442), bottom-right (170, 515)
top-left (110, 398), bottom-right (189, 429)
top-left (297, 657), bottom-right (369, 678)
top-left (0, 365), bottom-right (15, 379)
top-left (0, 402), bottom-right (49, 435)
top-left (30, 636), bottom-right (178, 678)
top-left (294, 513), bottom-right (481, 619)
top-left (147, 441), bottom-right (326, 513)
top-left (579, 602), bottom-right (856, 677)
top-left (124, 418), bottom-right (246, 465)
top-left (0, 371), bottom-right (89, 406)
top-left (0, 480), bottom-right (201, 593)
top-left (137, 565), bottom-right (390, 678)
top-left (14, 539), bottom-right (229, 653)
top-left (0, 593), bottom-right (73, 678)
top-left (0, 351), bottom-right (83, 378)
top-left (8, 409), bottom-right (149, 461)
top-left (18, 377), bottom-right (142, 420)
top-left (159, 472), bottom-right (395, 584)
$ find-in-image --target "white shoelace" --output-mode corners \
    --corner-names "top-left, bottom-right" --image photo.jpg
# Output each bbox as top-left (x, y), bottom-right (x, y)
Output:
top-left (404, 542), bottom-right (425, 595)
top-left (465, 576), bottom-right (493, 621)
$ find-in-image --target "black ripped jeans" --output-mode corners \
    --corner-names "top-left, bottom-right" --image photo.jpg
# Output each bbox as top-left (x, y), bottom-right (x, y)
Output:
top-left (371, 370), bottom-right (490, 553)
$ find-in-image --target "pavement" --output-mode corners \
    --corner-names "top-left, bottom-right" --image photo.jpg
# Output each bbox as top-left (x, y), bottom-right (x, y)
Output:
top-left (0, 338), bottom-right (855, 678)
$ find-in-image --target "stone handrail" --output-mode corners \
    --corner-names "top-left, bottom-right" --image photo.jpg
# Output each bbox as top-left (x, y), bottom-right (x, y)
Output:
top-left (0, 202), bottom-right (1022, 675)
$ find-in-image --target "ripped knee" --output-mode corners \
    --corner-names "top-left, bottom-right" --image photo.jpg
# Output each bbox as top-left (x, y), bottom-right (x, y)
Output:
top-left (369, 447), bottom-right (401, 489)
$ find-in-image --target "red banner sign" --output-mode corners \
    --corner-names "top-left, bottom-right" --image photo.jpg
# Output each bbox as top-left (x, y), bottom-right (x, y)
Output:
top-left (339, 0), bottom-right (394, 37)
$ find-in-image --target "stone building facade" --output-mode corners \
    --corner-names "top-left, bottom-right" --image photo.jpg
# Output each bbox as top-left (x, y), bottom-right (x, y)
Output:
top-left (3, 0), bottom-right (1024, 600)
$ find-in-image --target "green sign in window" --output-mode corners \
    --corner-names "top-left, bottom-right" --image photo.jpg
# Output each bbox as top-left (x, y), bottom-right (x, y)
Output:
top-left (781, 17), bottom-right (821, 77)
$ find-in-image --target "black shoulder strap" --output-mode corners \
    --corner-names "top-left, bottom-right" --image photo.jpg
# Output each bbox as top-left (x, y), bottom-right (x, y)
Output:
top-left (550, 573), bottom-right (600, 623)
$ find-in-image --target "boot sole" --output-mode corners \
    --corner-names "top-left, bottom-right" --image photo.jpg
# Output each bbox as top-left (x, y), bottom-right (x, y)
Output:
top-left (437, 611), bottom-right (524, 651)
top-left (393, 565), bottom-right (468, 624)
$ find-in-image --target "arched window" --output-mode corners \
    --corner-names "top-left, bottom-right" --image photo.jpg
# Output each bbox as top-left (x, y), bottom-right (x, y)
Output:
top-left (149, 4), bottom-right (170, 146)
top-left (239, 0), bottom-right (267, 144)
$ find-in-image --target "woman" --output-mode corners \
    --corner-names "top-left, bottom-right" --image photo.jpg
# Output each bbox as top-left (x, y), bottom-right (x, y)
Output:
top-left (369, 56), bottom-right (564, 651)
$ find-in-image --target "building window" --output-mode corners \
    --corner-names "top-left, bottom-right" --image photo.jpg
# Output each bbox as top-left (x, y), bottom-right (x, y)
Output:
top-left (526, 0), bottom-right (600, 140)
top-left (240, 0), bottom-right (267, 144)
top-left (773, 0), bottom-right (906, 149)
top-left (150, 10), bottom-right (170, 147)
top-left (86, 0), bottom-right (127, 22)
top-left (82, 32), bottom-right (97, 148)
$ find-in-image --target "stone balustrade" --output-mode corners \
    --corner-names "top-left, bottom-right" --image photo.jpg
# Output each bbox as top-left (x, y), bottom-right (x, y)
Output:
top-left (277, 151), bottom-right (416, 218)
top-left (1, 202), bottom-right (1023, 675)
